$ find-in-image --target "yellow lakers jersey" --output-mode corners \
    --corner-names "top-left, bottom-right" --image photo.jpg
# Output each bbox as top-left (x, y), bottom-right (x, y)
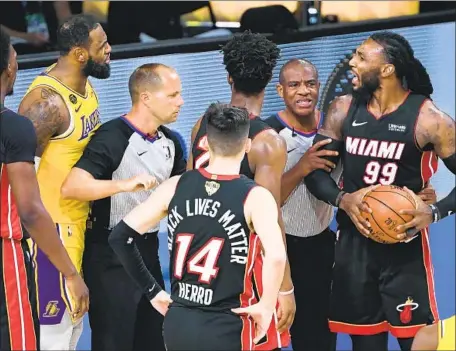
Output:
top-left (438, 315), bottom-right (455, 351)
top-left (25, 65), bottom-right (101, 223)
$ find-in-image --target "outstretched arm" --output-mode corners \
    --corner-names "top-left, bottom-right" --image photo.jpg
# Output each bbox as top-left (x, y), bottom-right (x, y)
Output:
top-left (249, 130), bottom-right (296, 332)
top-left (18, 87), bottom-right (69, 156)
top-left (108, 176), bottom-right (180, 301)
top-left (247, 186), bottom-right (287, 309)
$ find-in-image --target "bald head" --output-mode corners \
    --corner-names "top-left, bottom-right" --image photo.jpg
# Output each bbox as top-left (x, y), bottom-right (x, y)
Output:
top-left (128, 63), bottom-right (175, 103)
top-left (279, 59), bottom-right (318, 84)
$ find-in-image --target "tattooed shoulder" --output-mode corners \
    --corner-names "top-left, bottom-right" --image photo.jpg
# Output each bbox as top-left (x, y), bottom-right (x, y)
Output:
top-left (320, 94), bottom-right (352, 140)
top-left (416, 100), bottom-right (456, 158)
top-left (18, 87), bottom-right (69, 155)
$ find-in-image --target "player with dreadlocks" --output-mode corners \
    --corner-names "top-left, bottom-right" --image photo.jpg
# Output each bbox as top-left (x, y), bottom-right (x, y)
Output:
top-left (304, 31), bottom-right (455, 351)
top-left (188, 31), bottom-right (294, 350)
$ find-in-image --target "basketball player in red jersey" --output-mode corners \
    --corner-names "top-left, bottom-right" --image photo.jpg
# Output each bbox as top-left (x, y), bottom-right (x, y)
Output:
top-left (305, 31), bottom-right (455, 351)
top-left (188, 31), bottom-right (295, 342)
top-left (0, 28), bottom-right (89, 351)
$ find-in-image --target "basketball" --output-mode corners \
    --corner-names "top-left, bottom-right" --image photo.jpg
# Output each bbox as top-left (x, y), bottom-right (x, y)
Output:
top-left (362, 185), bottom-right (416, 244)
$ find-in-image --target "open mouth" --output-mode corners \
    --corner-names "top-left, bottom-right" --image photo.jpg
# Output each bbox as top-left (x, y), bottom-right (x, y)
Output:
top-left (296, 99), bottom-right (313, 108)
top-left (105, 56), bottom-right (111, 64)
top-left (351, 70), bottom-right (359, 85)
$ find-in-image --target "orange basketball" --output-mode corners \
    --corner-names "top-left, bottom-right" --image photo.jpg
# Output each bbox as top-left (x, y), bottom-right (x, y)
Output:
top-left (362, 185), bottom-right (416, 244)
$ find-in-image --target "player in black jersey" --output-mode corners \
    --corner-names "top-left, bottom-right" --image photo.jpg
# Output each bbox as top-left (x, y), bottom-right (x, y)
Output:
top-left (188, 31), bottom-right (296, 338)
top-left (109, 103), bottom-right (287, 351)
top-left (305, 31), bottom-right (456, 351)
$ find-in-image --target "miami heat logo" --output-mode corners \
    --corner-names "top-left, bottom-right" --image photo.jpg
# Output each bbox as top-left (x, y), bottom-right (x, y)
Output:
top-left (396, 297), bottom-right (419, 324)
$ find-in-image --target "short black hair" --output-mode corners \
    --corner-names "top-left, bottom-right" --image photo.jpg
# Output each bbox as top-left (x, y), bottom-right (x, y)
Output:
top-left (128, 63), bottom-right (169, 103)
top-left (370, 31), bottom-right (433, 97)
top-left (57, 14), bottom-right (100, 55)
top-left (279, 58), bottom-right (318, 84)
top-left (205, 103), bottom-right (250, 157)
top-left (1, 27), bottom-right (11, 75)
top-left (221, 30), bottom-right (280, 96)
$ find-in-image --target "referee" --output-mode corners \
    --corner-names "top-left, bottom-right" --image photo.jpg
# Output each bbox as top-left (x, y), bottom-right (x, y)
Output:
top-left (265, 59), bottom-right (341, 351)
top-left (61, 63), bottom-right (186, 351)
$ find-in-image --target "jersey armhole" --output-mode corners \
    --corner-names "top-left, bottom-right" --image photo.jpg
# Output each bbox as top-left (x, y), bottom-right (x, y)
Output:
top-left (243, 184), bottom-right (260, 229)
top-left (413, 97), bottom-right (432, 152)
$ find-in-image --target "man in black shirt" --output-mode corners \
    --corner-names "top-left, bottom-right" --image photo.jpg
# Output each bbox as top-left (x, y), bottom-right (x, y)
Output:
top-left (109, 103), bottom-right (287, 351)
top-left (0, 27), bottom-right (88, 351)
top-left (61, 63), bottom-right (186, 351)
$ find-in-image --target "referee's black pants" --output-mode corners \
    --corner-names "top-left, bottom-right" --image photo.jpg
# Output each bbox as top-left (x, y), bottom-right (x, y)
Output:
top-left (83, 230), bottom-right (165, 351)
top-left (286, 228), bottom-right (335, 351)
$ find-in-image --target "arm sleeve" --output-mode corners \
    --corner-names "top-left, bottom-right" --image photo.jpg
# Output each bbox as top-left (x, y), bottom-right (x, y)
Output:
top-left (304, 133), bottom-right (345, 206)
top-left (166, 128), bottom-right (187, 176)
top-left (4, 116), bottom-right (37, 164)
top-left (108, 220), bottom-right (163, 300)
top-left (74, 124), bottom-right (127, 179)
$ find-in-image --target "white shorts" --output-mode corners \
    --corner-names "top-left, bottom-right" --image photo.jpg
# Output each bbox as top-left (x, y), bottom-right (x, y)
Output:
top-left (40, 310), bottom-right (83, 350)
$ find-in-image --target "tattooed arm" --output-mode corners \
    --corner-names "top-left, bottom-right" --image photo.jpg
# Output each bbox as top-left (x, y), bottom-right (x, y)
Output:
top-left (397, 101), bottom-right (456, 235)
top-left (18, 87), bottom-right (70, 156)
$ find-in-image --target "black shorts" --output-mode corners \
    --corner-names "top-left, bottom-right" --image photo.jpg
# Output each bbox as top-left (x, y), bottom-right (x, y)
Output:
top-left (329, 227), bottom-right (439, 338)
top-left (164, 305), bottom-right (284, 351)
top-left (163, 306), bottom-right (244, 351)
top-left (0, 239), bottom-right (40, 351)
top-left (83, 231), bottom-right (165, 351)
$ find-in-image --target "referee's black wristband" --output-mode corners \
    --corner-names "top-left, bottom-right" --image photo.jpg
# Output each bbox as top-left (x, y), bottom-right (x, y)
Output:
top-left (109, 220), bottom-right (163, 301)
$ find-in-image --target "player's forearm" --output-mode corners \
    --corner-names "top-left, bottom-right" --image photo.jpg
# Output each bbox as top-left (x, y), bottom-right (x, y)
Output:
top-left (305, 169), bottom-right (343, 206)
top-left (281, 166), bottom-right (304, 205)
top-left (261, 239), bottom-right (287, 310)
top-left (276, 212), bottom-right (293, 290)
top-left (61, 176), bottom-right (125, 201)
top-left (21, 205), bottom-right (78, 278)
top-left (109, 220), bottom-right (163, 300)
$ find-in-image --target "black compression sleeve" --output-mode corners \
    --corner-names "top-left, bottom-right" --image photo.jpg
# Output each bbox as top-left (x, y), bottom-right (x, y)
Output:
top-left (304, 133), bottom-right (344, 206)
top-left (108, 220), bottom-right (163, 300)
top-left (434, 154), bottom-right (456, 219)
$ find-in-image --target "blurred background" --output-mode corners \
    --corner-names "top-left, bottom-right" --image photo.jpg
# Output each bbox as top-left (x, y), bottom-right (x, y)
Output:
top-left (3, 1), bottom-right (455, 350)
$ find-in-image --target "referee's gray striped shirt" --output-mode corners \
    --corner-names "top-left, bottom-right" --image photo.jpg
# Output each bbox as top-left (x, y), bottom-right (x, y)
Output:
top-left (265, 113), bottom-right (342, 238)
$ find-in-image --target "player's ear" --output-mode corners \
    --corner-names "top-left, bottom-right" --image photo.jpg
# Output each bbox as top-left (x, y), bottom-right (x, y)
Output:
top-left (276, 83), bottom-right (284, 98)
top-left (227, 74), bottom-right (233, 87)
top-left (245, 138), bottom-right (252, 154)
top-left (74, 47), bottom-right (88, 64)
top-left (382, 63), bottom-right (395, 78)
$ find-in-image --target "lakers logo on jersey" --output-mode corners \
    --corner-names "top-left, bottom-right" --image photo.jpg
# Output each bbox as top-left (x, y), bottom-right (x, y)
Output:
top-left (43, 301), bottom-right (60, 318)
top-left (205, 181), bottom-right (220, 196)
top-left (79, 109), bottom-right (101, 141)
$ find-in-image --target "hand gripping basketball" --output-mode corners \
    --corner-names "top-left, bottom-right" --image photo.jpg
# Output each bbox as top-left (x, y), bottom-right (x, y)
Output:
top-left (361, 185), bottom-right (417, 244)
top-left (339, 184), bottom-right (380, 236)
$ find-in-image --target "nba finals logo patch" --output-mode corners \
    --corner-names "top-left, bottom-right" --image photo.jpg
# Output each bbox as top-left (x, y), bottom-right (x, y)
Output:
top-left (205, 181), bottom-right (220, 196)
top-left (43, 301), bottom-right (60, 318)
top-left (396, 297), bottom-right (419, 324)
